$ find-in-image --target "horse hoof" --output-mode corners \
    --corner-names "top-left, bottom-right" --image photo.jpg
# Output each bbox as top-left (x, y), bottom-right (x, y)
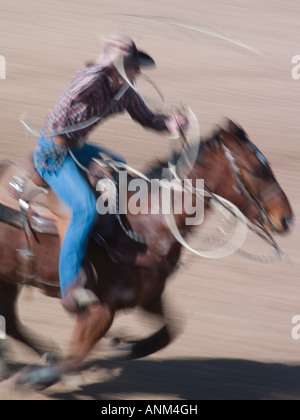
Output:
top-left (0, 366), bottom-right (9, 385)
top-left (102, 337), bottom-right (153, 360)
top-left (0, 359), bottom-right (8, 377)
top-left (15, 366), bottom-right (62, 390)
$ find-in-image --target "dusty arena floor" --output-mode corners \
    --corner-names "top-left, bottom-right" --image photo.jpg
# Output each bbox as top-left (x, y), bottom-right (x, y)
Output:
top-left (0, 0), bottom-right (300, 400)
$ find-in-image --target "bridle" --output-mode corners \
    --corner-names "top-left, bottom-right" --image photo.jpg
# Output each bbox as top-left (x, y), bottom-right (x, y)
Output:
top-left (221, 143), bottom-right (281, 234)
top-left (177, 129), bottom-right (286, 260)
top-left (70, 130), bottom-right (288, 262)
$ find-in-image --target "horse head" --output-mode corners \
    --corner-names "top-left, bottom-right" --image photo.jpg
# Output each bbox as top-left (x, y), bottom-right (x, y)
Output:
top-left (206, 119), bottom-right (294, 234)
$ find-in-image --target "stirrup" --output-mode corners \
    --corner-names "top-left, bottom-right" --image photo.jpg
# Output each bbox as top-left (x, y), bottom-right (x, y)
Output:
top-left (62, 287), bottom-right (99, 313)
top-left (72, 288), bottom-right (99, 308)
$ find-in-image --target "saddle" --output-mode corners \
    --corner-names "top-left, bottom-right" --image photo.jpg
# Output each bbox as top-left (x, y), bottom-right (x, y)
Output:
top-left (0, 154), bottom-right (119, 231)
top-left (0, 158), bottom-right (70, 233)
top-left (0, 156), bottom-right (118, 286)
top-left (0, 155), bottom-right (158, 294)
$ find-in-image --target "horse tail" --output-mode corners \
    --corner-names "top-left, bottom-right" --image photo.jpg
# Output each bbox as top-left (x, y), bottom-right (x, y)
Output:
top-left (0, 158), bottom-right (21, 182)
top-left (0, 159), bottom-right (14, 178)
top-left (0, 159), bottom-right (19, 206)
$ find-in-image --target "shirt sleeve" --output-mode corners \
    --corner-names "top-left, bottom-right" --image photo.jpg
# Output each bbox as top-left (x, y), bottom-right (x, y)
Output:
top-left (125, 89), bottom-right (168, 132)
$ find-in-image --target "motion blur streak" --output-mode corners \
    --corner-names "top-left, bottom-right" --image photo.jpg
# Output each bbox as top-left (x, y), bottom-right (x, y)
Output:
top-left (0, 0), bottom-right (299, 401)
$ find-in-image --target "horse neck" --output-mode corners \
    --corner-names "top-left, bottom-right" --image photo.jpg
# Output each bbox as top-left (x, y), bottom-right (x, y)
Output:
top-left (171, 144), bottom-right (229, 231)
top-left (191, 143), bottom-right (229, 194)
top-left (190, 141), bottom-right (251, 216)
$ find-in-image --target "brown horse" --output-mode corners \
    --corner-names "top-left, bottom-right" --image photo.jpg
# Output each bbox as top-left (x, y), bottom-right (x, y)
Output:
top-left (0, 119), bottom-right (293, 388)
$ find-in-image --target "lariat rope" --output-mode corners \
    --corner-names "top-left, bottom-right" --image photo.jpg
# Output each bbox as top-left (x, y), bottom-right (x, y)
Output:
top-left (71, 142), bottom-right (287, 263)
top-left (176, 129), bottom-right (289, 263)
top-left (20, 67), bottom-right (288, 263)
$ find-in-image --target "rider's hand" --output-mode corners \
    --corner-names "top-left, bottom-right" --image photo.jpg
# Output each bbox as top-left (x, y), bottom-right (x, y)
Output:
top-left (165, 112), bottom-right (188, 139)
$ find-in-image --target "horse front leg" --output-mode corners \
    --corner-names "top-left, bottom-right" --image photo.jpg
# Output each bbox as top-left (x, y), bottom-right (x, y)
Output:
top-left (14, 302), bottom-right (115, 389)
top-left (126, 295), bottom-right (182, 359)
top-left (66, 302), bottom-right (114, 364)
top-left (103, 295), bottom-right (182, 361)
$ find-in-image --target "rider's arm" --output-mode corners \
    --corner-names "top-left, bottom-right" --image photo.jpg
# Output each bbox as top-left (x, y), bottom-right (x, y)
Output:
top-left (125, 89), bottom-right (169, 131)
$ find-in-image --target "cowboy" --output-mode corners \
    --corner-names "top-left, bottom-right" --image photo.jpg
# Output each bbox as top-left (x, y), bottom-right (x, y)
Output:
top-left (33, 34), bottom-right (187, 313)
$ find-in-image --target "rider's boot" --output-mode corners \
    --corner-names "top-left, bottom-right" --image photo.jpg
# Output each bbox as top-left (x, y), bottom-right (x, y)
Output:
top-left (62, 268), bottom-right (99, 313)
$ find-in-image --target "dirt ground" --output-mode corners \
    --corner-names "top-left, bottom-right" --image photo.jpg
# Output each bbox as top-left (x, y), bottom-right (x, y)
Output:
top-left (0, 0), bottom-right (300, 400)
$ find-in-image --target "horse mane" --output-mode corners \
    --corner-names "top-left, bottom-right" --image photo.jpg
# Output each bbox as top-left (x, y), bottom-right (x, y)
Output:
top-left (144, 129), bottom-right (223, 180)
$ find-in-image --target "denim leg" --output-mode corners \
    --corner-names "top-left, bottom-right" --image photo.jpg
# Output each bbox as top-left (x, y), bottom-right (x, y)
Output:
top-left (37, 155), bottom-right (98, 298)
top-left (70, 142), bottom-right (126, 167)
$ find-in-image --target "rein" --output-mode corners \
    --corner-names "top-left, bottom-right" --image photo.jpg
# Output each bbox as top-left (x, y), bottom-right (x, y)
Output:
top-left (69, 147), bottom-right (177, 246)
top-left (20, 74), bottom-right (287, 263)
top-left (71, 129), bottom-right (287, 263)
top-left (222, 145), bottom-right (280, 234)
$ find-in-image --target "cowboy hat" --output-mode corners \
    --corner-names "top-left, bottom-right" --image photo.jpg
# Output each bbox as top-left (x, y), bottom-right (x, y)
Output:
top-left (104, 34), bottom-right (156, 68)
top-left (125, 42), bottom-right (156, 68)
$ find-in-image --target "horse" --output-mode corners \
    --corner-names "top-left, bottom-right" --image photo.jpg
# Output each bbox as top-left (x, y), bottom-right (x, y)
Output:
top-left (0, 119), bottom-right (293, 389)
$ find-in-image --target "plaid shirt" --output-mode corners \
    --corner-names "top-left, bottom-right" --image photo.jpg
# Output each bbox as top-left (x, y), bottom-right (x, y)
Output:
top-left (43, 64), bottom-right (167, 139)
top-left (35, 65), bottom-right (168, 171)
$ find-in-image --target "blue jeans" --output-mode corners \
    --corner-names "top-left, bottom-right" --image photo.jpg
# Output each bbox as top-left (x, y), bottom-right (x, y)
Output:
top-left (34, 138), bottom-right (125, 298)
top-left (70, 142), bottom-right (126, 167)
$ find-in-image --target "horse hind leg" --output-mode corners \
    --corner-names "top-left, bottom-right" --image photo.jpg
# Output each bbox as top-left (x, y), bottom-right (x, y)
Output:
top-left (0, 281), bottom-right (61, 363)
top-left (0, 160), bottom-right (13, 177)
